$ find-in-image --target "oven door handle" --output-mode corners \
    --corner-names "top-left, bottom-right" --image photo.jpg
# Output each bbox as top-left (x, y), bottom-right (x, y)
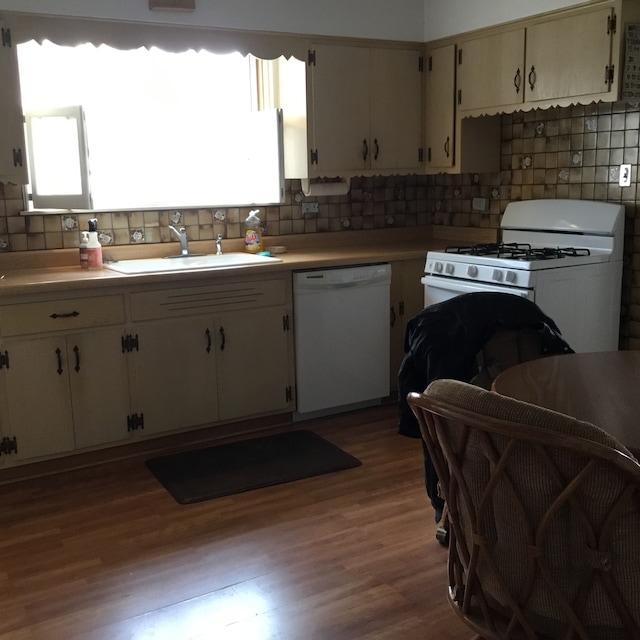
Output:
top-left (421, 275), bottom-right (533, 298)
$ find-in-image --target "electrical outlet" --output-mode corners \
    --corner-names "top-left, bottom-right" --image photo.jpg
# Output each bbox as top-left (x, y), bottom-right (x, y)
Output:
top-left (619, 164), bottom-right (632, 187)
top-left (302, 202), bottom-right (319, 214)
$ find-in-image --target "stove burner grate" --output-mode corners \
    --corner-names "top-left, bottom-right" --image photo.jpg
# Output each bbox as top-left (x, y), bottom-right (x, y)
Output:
top-left (445, 242), bottom-right (591, 261)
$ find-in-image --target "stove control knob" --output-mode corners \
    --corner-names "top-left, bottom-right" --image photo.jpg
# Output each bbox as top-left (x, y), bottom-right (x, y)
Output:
top-left (505, 270), bottom-right (516, 283)
top-left (492, 269), bottom-right (503, 281)
top-left (433, 261), bottom-right (443, 273)
top-left (467, 265), bottom-right (478, 278)
top-left (445, 263), bottom-right (455, 275)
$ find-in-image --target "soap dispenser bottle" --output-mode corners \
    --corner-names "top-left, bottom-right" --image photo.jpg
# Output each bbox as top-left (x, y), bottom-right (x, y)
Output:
top-left (79, 231), bottom-right (89, 269)
top-left (244, 209), bottom-right (263, 253)
top-left (86, 218), bottom-right (103, 269)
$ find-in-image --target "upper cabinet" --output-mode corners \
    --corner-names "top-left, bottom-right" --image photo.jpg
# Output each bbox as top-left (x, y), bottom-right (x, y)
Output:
top-left (307, 43), bottom-right (423, 177)
top-left (525, 7), bottom-right (614, 103)
top-left (456, 28), bottom-right (525, 112)
top-left (424, 42), bottom-right (501, 174)
top-left (455, 0), bottom-right (640, 116)
top-left (426, 0), bottom-right (640, 174)
top-left (425, 44), bottom-right (456, 170)
top-left (0, 19), bottom-right (27, 185)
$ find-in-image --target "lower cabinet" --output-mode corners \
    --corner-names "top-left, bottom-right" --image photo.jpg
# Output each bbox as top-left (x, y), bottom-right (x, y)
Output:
top-left (128, 275), bottom-right (294, 437)
top-left (0, 274), bottom-right (294, 468)
top-left (389, 259), bottom-right (426, 393)
top-left (132, 316), bottom-right (219, 435)
top-left (0, 327), bottom-right (131, 461)
top-left (216, 307), bottom-right (292, 421)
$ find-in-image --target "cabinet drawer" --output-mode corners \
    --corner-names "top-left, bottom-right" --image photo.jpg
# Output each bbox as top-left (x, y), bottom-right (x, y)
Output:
top-left (131, 278), bottom-right (288, 321)
top-left (0, 296), bottom-right (125, 336)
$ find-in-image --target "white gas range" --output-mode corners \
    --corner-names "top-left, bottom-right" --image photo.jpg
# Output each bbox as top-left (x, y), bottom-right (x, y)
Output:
top-left (422, 199), bottom-right (625, 353)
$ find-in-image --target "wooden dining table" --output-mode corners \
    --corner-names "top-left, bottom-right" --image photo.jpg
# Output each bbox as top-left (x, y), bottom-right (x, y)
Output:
top-left (492, 350), bottom-right (640, 456)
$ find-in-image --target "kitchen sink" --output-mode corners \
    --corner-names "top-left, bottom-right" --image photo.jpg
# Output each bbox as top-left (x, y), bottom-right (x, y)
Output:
top-left (103, 253), bottom-right (282, 274)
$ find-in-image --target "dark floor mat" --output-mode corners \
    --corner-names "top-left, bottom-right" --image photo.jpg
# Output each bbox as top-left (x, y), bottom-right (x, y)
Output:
top-left (145, 429), bottom-right (362, 504)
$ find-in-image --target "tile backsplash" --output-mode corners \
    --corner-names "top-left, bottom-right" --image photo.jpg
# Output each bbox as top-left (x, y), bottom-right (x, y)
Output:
top-left (1, 99), bottom-right (639, 346)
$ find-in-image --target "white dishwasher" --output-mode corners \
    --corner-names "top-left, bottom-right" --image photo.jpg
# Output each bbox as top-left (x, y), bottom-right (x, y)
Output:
top-left (293, 263), bottom-right (391, 418)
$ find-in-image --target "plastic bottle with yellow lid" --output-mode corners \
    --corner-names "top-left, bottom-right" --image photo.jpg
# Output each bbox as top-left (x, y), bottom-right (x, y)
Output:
top-left (244, 209), bottom-right (263, 253)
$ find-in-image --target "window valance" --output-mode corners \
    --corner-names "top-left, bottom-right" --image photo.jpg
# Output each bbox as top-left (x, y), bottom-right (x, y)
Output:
top-left (4, 11), bottom-right (308, 60)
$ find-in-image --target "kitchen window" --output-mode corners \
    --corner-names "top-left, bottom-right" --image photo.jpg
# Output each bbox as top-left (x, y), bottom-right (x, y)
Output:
top-left (16, 39), bottom-right (298, 211)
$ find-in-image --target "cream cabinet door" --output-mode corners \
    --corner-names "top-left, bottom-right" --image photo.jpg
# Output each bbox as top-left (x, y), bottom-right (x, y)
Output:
top-left (369, 47), bottom-right (423, 173)
top-left (133, 317), bottom-right (219, 435)
top-left (389, 259), bottom-right (425, 393)
top-left (525, 8), bottom-right (613, 102)
top-left (216, 307), bottom-right (293, 421)
top-left (457, 28), bottom-right (526, 112)
top-left (308, 44), bottom-right (370, 175)
top-left (308, 44), bottom-right (422, 176)
top-left (425, 44), bottom-right (456, 170)
top-left (70, 328), bottom-right (131, 449)
top-left (0, 20), bottom-right (27, 184)
top-left (1, 336), bottom-right (75, 461)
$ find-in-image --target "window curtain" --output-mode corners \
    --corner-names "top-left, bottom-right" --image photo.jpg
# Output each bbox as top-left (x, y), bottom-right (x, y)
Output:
top-left (5, 11), bottom-right (308, 60)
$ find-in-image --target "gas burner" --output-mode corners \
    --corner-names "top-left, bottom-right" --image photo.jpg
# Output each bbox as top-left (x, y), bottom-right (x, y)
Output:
top-left (445, 243), bottom-right (590, 261)
top-left (445, 242), bottom-right (532, 257)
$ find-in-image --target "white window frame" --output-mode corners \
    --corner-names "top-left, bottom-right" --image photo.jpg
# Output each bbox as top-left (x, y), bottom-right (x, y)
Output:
top-left (25, 105), bottom-right (91, 210)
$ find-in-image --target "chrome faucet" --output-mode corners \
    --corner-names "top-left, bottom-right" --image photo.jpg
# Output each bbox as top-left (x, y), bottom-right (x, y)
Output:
top-left (168, 225), bottom-right (189, 256)
top-left (216, 233), bottom-right (223, 255)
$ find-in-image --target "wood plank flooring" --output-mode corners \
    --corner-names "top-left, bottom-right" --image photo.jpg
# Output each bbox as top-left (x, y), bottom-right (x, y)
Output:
top-left (0, 405), bottom-right (471, 639)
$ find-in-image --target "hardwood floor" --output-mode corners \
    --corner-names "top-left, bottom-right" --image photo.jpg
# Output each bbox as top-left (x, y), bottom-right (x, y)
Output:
top-left (0, 404), bottom-right (471, 639)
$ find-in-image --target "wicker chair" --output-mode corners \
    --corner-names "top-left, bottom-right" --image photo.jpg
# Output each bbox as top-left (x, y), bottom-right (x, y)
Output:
top-left (408, 379), bottom-right (640, 640)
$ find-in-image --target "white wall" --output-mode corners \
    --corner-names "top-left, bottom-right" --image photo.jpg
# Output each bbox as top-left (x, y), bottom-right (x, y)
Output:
top-left (0, 0), bottom-right (425, 42)
top-left (424, 0), bottom-right (590, 41)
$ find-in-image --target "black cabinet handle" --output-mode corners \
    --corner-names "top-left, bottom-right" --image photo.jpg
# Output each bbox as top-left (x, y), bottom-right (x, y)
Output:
top-left (514, 67), bottom-right (521, 94)
top-left (73, 345), bottom-right (80, 372)
top-left (206, 328), bottom-right (212, 353)
top-left (390, 305), bottom-right (397, 328)
top-left (444, 136), bottom-right (450, 158)
top-left (55, 347), bottom-right (63, 375)
top-left (50, 311), bottom-right (80, 319)
top-left (374, 138), bottom-right (379, 161)
top-left (528, 65), bottom-right (536, 91)
top-left (362, 139), bottom-right (368, 161)
top-left (219, 326), bottom-right (226, 352)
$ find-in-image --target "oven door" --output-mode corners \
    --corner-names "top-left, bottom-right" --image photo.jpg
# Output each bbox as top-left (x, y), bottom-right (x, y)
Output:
top-left (422, 274), bottom-right (534, 308)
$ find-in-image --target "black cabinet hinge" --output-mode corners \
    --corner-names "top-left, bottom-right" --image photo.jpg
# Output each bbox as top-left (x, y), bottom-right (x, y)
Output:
top-left (127, 413), bottom-right (144, 432)
top-left (121, 334), bottom-right (139, 353)
top-left (607, 13), bottom-right (617, 35)
top-left (399, 301), bottom-right (405, 316)
top-left (310, 149), bottom-right (318, 164)
top-left (285, 386), bottom-right (293, 402)
top-left (0, 436), bottom-right (17, 456)
top-left (0, 350), bottom-right (9, 369)
top-left (12, 148), bottom-right (23, 168)
top-left (282, 314), bottom-right (290, 331)
top-left (418, 147), bottom-right (424, 163)
top-left (1, 27), bottom-right (11, 48)
top-left (605, 64), bottom-right (615, 86)
top-left (458, 48), bottom-right (463, 65)
top-left (427, 147), bottom-right (432, 162)
top-left (427, 55), bottom-right (432, 72)
top-left (308, 49), bottom-right (316, 66)
top-left (419, 55), bottom-right (424, 72)
top-left (457, 89), bottom-right (462, 105)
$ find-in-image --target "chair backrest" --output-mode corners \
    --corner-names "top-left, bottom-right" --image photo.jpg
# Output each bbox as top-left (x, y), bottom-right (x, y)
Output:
top-left (408, 379), bottom-right (640, 639)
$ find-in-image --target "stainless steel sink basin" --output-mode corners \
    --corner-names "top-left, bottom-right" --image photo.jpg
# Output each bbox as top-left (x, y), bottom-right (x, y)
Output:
top-left (103, 253), bottom-right (282, 275)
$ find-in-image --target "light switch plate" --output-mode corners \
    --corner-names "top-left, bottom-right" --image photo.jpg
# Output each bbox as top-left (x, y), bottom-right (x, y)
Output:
top-left (619, 164), bottom-right (632, 187)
